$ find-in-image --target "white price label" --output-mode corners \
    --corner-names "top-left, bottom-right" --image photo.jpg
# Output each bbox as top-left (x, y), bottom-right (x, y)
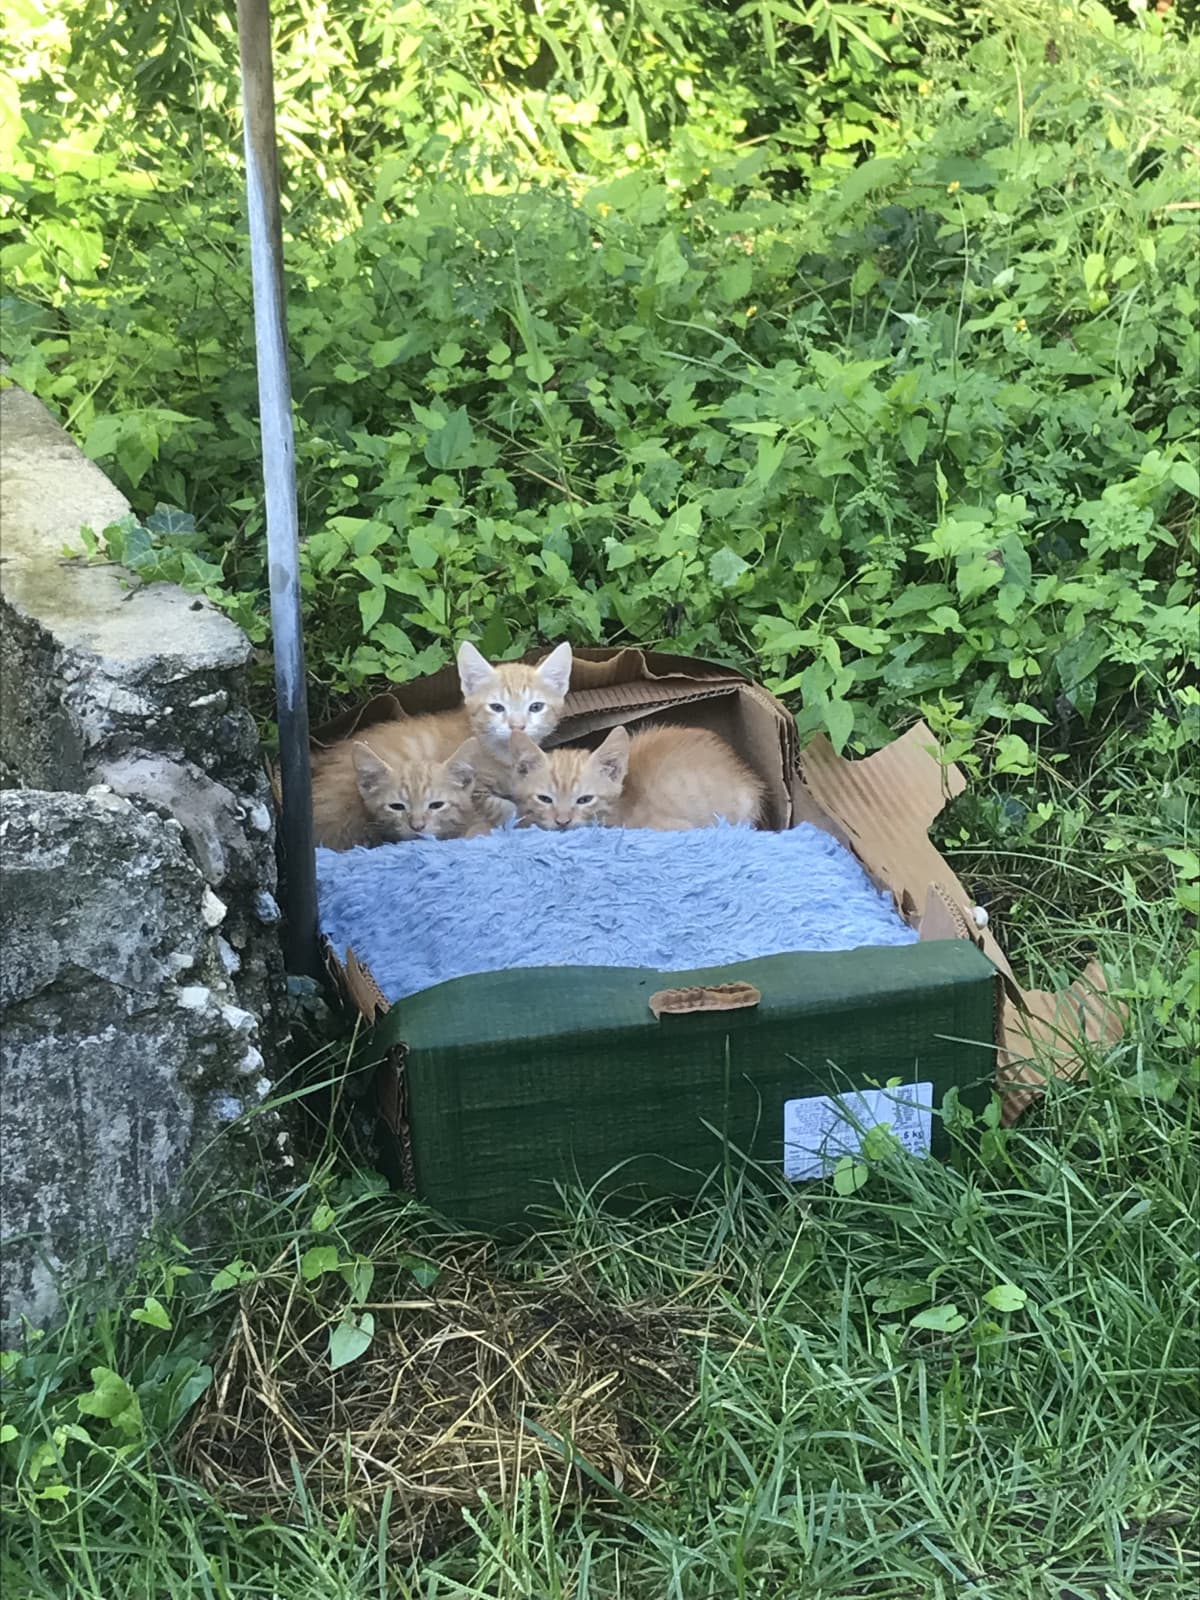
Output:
top-left (783, 1082), bottom-right (934, 1182)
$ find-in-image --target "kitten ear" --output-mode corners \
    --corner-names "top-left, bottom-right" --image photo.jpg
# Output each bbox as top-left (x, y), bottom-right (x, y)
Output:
top-left (443, 739), bottom-right (479, 791)
top-left (589, 725), bottom-right (630, 785)
top-left (536, 640), bottom-right (572, 700)
top-left (508, 730), bottom-right (548, 779)
top-left (457, 641), bottom-right (497, 696)
top-left (352, 742), bottom-right (392, 798)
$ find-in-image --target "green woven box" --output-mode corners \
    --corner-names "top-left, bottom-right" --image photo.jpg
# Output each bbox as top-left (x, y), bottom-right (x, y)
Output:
top-left (365, 942), bottom-right (998, 1231)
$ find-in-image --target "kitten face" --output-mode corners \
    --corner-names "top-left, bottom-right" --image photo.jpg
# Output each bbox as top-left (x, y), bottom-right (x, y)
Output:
top-left (352, 740), bottom-right (476, 841)
top-left (456, 641), bottom-right (572, 752)
top-left (508, 728), bottom-right (628, 831)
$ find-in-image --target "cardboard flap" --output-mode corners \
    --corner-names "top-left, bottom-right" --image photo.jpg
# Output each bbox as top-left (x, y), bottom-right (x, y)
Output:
top-left (997, 960), bottom-right (1127, 1123)
top-left (920, 883), bottom-right (974, 943)
top-left (322, 937), bottom-right (390, 1021)
top-left (313, 691), bottom-right (406, 749)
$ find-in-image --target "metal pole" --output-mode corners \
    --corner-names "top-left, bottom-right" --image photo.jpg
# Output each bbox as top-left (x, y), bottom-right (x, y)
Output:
top-left (236, 0), bottom-right (320, 977)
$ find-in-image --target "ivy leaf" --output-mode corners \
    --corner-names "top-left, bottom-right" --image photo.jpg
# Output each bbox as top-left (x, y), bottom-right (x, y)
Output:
top-left (983, 1283), bottom-right (1028, 1313)
top-left (145, 504), bottom-right (197, 539)
top-left (329, 1312), bottom-right (374, 1370)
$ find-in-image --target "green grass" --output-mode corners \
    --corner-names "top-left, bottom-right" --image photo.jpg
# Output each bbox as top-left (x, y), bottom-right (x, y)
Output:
top-left (2, 739), bottom-right (1196, 1599)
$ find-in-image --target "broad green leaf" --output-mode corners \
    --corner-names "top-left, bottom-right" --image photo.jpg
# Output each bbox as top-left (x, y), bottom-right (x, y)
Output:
top-left (755, 435), bottom-right (787, 488)
top-left (211, 1259), bottom-right (255, 1293)
top-left (1056, 626), bottom-right (1108, 709)
top-left (370, 337), bottom-right (408, 368)
top-left (401, 1254), bottom-right (441, 1289)
top-left (994, 733), bottom-right (1035, 775)
top-left (341, 1259), bottom-right (376, 1304)
top-left (718, 259), bottom-right (752, 303)
top-left (1163, 848), bottom-right (1199, 879)
top-left (130, 1296), bottom-right (172, 1331)
top-left (358, 585), bottom-right (385, 633)
top-left (869, 1279), bottom-right (932, 1314)
top-left (0, 1424), bottom-right (19, 1444)
top-left (823, 699), bottom-right (854, 755)
top-left (709, 548), bottom-right (750, 587)
top-left (78, 1368), bottom-right (142, 1435)
top-left (407, 530), bottom-right (439, 570)
top-left (983, 1283), bottom-right (1028, 1313)
top-left (1169, 460), bottom-right (1199, 498)
top-left (910, 1304), bottom-right (967, 1333)
top-left (301, 1245), bottom-right (339, 1282)
top-left (651, 231), bottom-right (689, 287)
top-left (329, 1312), bottom-right (374, 1370)
top-left (423, 407), bottom-right (474, 471)
top-left (832, 1156), bottom-right (869, 1195)
top-left (898, 414), bottom-right (929, 465)
top-left (310, 1201), bottom-right (336, 1233)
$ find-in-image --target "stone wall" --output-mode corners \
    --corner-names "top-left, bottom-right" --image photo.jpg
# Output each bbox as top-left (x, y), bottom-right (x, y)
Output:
top-left (0, 385), bottom-right (289, 1338)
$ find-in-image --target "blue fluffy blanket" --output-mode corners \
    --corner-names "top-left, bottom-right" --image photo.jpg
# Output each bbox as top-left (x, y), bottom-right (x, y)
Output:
top-left (317, 822), bottom-right (917, 1005)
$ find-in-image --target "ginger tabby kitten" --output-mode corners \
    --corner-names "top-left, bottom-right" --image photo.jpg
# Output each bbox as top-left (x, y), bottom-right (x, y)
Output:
top-left (321, 741), bottom-right (477, 847)
top-left (508, 723), bottom-right (764, 832)
top-left (311, 641), bottom-right (572, 849)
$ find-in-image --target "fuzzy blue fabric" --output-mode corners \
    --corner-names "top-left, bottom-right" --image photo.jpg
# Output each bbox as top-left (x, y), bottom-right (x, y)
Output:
top-left (317, 822), bottom-right (917, 1005)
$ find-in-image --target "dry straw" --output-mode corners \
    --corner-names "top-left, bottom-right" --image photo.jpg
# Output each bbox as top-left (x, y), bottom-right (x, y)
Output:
top-left (180, 1238), bottom-right (693, 1556)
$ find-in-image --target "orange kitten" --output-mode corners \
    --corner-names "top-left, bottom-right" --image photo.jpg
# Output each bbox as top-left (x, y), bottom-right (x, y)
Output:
top-left (509, 724), bottom-right (764, 832)
top-left (312, 739), bottom-right (477, 849)
top-left (311, 641), bottom-right (572, 845)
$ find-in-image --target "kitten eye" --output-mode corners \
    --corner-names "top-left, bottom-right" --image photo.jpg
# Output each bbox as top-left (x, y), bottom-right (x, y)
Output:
top-left (427, 799), bottom-right (446, 810)
top-left (528, 700), bottom-right (545, 713)
top-left (575, 794), bottom-right (595, 806)
top-left (488, 702), bottom-right (505, 713)
top-left (535, 794), bottom-right (554, 806)
top-left (388, 801), bottom-right (407, 811)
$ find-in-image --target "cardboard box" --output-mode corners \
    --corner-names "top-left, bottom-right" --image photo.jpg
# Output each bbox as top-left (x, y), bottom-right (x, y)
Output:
top-left (315, 648), bottom-right (1122, 1229)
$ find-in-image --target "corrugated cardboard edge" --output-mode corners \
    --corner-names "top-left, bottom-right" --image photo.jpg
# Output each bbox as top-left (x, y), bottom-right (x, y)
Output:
top-left (311, 657), bottom-right (1126, 1128)
top-left (797, 722), bottom-right (1126, 1122)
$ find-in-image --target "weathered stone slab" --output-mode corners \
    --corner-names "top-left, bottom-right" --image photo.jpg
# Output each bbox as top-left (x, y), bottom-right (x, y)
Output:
top-left (0, 385), bottom-right (293, 1339)
top-left (0, 790), bottom-right (282, 1335)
